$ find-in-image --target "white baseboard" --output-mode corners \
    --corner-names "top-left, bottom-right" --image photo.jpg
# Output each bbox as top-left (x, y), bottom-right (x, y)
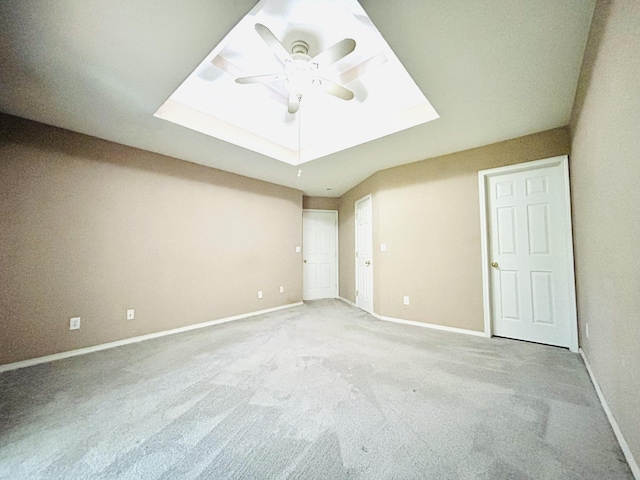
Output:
top-left (580, 349), bottom-right (639, 479)
top-left (0, 302), bottom-right (304, 373)
top-left (337, 297), bottom-right (487, 338)
top-left (372, 313), bottom-right (487, 338)
top-left (338, 296), bottom-right (357, 308)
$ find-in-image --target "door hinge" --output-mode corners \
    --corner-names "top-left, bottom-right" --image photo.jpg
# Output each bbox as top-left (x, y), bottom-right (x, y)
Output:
top-left (356, 289), bottom-right (359, 296)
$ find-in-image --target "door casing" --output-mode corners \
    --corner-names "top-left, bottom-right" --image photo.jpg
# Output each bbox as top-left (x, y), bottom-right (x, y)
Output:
top-left (478, 155), bottom-right (578, 352)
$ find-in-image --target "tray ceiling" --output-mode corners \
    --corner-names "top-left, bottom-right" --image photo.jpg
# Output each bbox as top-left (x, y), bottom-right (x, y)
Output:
top-left (155, 0), bottom-right (439, 165)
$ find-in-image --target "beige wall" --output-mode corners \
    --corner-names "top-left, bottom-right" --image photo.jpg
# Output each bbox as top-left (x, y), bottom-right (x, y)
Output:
top-left (0, 114), bottom-right (303, 365)
top-left (339, 128), bottom-right (570, 331)
top-left (302, 196), bottom-right (340, 211)
top-left (569, 0), bottom-right (640, 466)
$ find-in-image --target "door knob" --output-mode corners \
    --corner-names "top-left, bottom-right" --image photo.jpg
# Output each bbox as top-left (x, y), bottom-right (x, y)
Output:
top-left (365, 260), bottom-right (371, 266)
top-left (491, 261), bottom-right (499, 268)
top-left (303, 259), bottom-right (307, 263)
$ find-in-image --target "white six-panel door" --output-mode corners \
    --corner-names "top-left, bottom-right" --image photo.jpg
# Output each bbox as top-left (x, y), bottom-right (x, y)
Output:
top-left (302, 210), bottom-right (338, 300)
top-left (355, 195), bottom-right (373, 313)
top-left (480, 156), bottom-right (578, 351)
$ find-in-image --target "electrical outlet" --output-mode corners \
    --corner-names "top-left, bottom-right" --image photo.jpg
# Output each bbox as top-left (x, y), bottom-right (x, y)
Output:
top-left (258, 290), bottom-right (263, 299)
top-left (280, 286), bottom-right (284, 293)
top-left (403, 296), bottom-right (410, 306)
top-left (127, 309), bottom-right (135, 320)
top-left (70, 317), bottom-right (81, 330)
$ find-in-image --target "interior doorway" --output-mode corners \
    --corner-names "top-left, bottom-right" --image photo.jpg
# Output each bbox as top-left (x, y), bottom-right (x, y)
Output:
top-left (479, 155), bottom-right (578, 351)
top-left (355, 195), bottom-right (373, 313)
top-left (302, 210), bottom-right (338, 300)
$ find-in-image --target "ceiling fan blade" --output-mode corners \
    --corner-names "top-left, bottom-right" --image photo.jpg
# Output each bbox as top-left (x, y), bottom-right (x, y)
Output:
top-left (288, 92), bottom-right (300, 114)
top-left (235, 73), bottom-right (284, 84)
top-left (255, 23), bottom-right (292, 65)
top-left (312, 38), bottom-right (356, 68)
top-left (316, 78), bottom-right (355, 101)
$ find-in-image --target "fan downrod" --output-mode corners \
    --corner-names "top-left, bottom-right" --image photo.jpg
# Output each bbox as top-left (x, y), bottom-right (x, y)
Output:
top-left (291, 40), bottom-right (309, 56)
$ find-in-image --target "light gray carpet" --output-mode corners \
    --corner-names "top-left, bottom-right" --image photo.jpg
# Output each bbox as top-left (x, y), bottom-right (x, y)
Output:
top-left (0, 300), bottom-right (633, 479)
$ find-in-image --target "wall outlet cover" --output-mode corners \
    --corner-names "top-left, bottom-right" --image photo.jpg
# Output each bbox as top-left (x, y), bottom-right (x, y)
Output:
top-left (70, 317), bottom-right (81, 330)
top-left (258, 290), bottom-right (263, 299)
top-left (280, 286), bottom-right (284, 293)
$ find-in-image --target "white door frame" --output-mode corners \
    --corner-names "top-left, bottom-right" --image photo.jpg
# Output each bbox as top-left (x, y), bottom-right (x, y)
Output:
top-left (355, 194), bottom-right (373, 313)
top-left (302, 209), bottom-right (339, 299)
top-left (478, 155), bottom-right (579, 352)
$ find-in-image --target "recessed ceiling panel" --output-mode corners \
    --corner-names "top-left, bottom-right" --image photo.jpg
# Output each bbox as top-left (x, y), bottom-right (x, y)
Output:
top-left (154, 0), bottom-right (439, 165)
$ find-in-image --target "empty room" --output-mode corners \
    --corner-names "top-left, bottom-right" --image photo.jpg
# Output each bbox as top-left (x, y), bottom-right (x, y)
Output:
top-left (1, 0), bottom-right (638, 479)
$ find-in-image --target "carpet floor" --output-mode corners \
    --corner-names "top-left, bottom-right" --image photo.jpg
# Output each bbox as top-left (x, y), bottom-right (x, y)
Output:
top-left (0, 299), bottom-right (633, 479)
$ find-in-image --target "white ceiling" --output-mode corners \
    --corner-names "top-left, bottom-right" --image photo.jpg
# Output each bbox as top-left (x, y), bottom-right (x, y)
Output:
top-left (0, 0), bottom-right (595, 197)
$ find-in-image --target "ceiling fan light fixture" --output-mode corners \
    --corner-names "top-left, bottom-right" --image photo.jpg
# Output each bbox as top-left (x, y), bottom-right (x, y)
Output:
top-left (235, 23), bottom-right (356, 113)
top-left (286, 65), bottom-right (315, 97)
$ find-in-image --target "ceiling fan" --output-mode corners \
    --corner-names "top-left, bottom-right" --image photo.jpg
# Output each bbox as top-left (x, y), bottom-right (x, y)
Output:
top-left (236, 23), bottom-right (356, 114)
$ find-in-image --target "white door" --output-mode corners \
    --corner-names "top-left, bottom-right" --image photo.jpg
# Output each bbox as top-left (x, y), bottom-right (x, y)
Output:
top-left (302, 210), bottom-right (338, 300)
top-left (355, 195), bottom-right (373, 313)
top-left (481, 156), bottom-right (577, 350)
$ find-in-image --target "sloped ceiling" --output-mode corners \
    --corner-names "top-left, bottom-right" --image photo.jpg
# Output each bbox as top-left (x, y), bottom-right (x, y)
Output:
top-left (0, 0), bottom-right (595, 196)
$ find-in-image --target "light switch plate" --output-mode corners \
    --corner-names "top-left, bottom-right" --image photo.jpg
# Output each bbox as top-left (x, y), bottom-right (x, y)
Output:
top-left (127, 309), bottom-right (135, 320)
top-left (380, 243), bottom-right (387, 251)
top-left (295, 246), bottom-right (301, 253)
top-left (403, 296), bottom-right (410, 306)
